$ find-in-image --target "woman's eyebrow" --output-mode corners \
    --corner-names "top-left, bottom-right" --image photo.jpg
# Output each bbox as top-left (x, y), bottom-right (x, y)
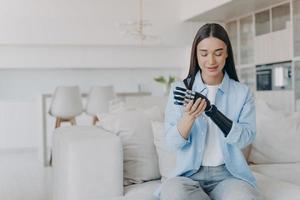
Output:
top-left (214, 48), bottom-right (224, 51)
top-left (198, 48), bottom-right (224, 52)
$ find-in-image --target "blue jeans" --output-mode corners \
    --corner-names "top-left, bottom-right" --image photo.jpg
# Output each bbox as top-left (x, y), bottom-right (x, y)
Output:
top-left (160, 164), bottom-right (262, 200)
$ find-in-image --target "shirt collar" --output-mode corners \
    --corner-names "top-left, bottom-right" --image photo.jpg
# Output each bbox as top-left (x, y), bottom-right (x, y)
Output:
top-left (218, 72), bottom-right (230, 94)
top-left (193, 71), bottom-right (206, 93)
top-left (192, 71), bottom-right (230, 94)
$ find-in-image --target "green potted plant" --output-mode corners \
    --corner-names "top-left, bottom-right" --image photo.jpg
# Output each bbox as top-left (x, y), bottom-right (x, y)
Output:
top-left (154, 75), bottom-right (177, 95)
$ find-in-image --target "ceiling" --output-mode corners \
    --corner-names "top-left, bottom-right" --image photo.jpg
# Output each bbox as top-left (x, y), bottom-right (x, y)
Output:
top-left (187, 0), bottom-right (289, 22)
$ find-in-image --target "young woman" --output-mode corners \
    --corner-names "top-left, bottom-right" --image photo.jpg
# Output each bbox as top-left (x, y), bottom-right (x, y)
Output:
top-left (160, 23), bottom-right (262, 200)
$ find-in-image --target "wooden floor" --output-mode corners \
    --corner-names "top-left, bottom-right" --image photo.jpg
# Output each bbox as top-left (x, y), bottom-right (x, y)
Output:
top-left (0, 149), bottom-right (52, 200)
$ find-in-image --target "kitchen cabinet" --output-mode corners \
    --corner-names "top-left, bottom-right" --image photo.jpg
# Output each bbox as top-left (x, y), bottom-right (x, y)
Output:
top-left (240, 15), bottom-right (254, 65)
top-left (255, 10), bottom-right (271, 36)
top-left (272, 3), bottom-right (291, 32)
top-left (226, 21), bottom-right (238, 64)
top-left (225, 0), bottom-right (300, 111)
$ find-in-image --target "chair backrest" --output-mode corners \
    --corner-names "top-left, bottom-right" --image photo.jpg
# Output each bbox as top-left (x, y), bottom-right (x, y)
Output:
top-left (49, 86), bottom-right (83, 118)
top-left (85, 85), bottom-right (115, 116)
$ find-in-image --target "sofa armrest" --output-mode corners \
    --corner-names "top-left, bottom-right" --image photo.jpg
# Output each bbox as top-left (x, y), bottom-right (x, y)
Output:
top-left (52, 126), bottom-right (123, 200)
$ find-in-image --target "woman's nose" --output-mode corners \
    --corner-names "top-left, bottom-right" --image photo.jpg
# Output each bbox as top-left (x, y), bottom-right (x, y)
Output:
top-left (208, 54), bottom-right (216, 65)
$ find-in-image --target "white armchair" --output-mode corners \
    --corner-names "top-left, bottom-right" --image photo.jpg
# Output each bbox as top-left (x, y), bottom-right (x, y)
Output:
top-left (52, 126), bottom-right (123, 200)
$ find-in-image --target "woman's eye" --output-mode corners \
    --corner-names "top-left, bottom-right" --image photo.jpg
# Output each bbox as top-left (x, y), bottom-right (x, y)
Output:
top-left (200, 53), bottom-right (208, 57)
top-left (215, 52), bottom-right (222, 56)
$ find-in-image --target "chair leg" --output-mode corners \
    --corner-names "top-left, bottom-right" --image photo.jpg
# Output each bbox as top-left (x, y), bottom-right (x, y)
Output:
top-left (55, 117), bottom-right (62, 128)
top-left (70, 117), bottom-right (76, 126)
top-left (49, 152), bottom-right (53, 166)
top-left (92, 116), bottom-right (99, 125)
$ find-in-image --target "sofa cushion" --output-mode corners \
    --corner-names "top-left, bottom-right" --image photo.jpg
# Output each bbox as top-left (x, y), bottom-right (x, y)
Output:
top-left (151, 121), bottom-right (176, 182)
top-left (123, 180), bottom-right (161, 200)
top-left (108, 97), bottom-right (164, 122)
top-left (100, 110), bottom-right (160, 185)
top-left (249, 100), bottom-right (300, 164)
top-left (108, 96), bottom-right (167, 116)
top-left (137, 105), bottom-right (164, 122)
top-left (254, 172), bottom-right (300, 200)
top-left (124, 96), bottom-right (168, 112)
top-left (111, 174), bottom-right (300, 200)
top-left (251, 163), bottom-right (300, 186)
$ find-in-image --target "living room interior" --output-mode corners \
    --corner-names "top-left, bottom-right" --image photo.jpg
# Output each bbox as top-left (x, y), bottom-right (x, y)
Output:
top-left (1, 0), bottom-right (300, 199)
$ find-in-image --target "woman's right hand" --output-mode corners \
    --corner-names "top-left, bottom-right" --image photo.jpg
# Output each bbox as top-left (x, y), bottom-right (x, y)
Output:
top-left (177, 98), bottom-right (207, 140)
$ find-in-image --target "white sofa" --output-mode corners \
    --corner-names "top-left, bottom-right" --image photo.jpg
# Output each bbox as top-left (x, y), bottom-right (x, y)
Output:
top-left (52, 96), bottom-right (300, 200)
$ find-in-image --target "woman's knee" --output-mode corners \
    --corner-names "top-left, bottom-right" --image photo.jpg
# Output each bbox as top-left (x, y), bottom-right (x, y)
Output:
top-left (210, 178), bottom-right (262, 200)
top-left (160, 177), bottom-right (199, 200)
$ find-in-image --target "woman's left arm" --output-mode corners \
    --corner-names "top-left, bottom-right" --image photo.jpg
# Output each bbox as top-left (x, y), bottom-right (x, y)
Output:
top-left (224, 88), bottom-right (256, 149)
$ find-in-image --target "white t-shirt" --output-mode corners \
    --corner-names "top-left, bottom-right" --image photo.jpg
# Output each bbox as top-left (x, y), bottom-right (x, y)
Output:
top-left (201, 84), bottom-right (225, 166)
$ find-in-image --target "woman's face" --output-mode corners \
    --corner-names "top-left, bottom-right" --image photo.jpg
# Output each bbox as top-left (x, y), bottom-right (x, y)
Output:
top-left (197, 37), bottom-right (228, 84)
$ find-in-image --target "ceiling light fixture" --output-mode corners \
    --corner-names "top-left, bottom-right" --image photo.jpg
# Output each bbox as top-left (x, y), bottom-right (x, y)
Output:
top-left (119, 0), bottom-right (159, 45)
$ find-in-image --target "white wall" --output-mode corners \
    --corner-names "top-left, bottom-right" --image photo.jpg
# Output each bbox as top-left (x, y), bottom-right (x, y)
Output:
top-left (180, 0), bottom-right (231, 21)
top-left (0, 100), bottom-right (38, 149)
top-left (0, 0), bottom-right (200, 46)
top-left (0, 46), bottom-right (190, 69)
top-left (0, 0), bottom-right (202, 68)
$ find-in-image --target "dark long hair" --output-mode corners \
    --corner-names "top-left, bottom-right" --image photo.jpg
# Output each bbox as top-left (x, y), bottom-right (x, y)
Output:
top-left (184, 23), bottom-right (239, 89)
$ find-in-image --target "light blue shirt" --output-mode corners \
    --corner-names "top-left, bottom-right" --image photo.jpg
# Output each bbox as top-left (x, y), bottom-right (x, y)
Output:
top-left (162, 71), bottom-right (257, 191)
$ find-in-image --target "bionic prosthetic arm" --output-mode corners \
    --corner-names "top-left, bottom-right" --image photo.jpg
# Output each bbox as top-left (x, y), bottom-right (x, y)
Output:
top-left (173, 86), bottom-right (232, 137)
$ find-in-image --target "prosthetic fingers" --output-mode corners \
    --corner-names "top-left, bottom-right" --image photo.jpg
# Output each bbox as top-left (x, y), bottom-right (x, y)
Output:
top-left (173, 86), bottom-right (232, 137)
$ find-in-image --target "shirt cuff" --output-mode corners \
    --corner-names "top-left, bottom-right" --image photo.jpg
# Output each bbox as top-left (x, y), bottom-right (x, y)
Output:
top-left (174, 125), bottom-right (191, 147)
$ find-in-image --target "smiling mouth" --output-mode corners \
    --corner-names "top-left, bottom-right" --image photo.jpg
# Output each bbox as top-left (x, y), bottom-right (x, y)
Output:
top-left (207, 66), bottom-right (218, 71)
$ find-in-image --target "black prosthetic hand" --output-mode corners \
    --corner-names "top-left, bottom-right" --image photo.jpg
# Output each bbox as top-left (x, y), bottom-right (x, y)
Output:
top-left (173, 86), bottom-right (232, 137)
